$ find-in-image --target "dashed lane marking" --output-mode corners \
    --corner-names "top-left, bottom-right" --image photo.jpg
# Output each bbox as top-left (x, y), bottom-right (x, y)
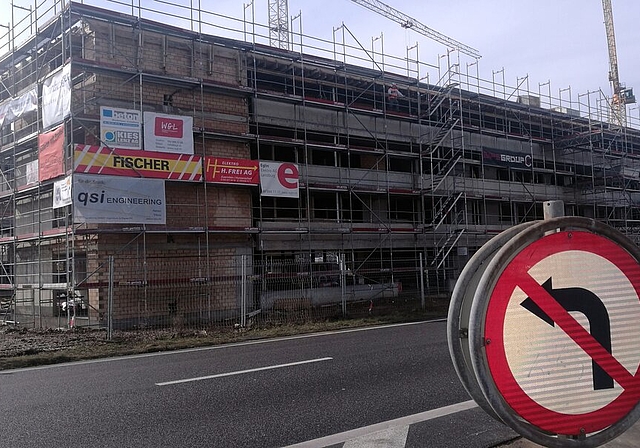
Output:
top-left (155, 357), bottom-right (333, 386)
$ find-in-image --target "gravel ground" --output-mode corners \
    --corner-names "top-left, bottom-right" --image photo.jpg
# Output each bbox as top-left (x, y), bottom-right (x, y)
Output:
top-left (0, 326), bottom-right (219, 370)
top-left (0, 326), bottom-right (111, 357)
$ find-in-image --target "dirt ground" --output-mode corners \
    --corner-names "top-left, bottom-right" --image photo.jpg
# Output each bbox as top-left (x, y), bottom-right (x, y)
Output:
top-left (0, 325), bottom-right (234, 370)
top-left (0, 298), bottom-right (449, 370)
top-left (0, 326), bottom-right (110, 358)
top-left (0, 321), bottom-right (396, 370)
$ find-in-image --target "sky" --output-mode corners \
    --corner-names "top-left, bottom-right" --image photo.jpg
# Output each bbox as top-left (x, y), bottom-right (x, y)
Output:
top-left (2, 0), bottom-right (639, 116)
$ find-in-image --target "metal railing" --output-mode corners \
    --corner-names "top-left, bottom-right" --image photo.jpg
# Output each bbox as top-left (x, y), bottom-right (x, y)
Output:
top-left (3, 253), bottom-right (453, 334)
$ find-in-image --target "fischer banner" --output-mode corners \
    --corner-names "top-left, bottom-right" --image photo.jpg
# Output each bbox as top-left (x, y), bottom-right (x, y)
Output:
top-left (74, 145), bottom-right (202, 181)
top-left (42, 64), bottom-right (71, 129)
top-left (259, 161), bottom-right (299, 198)
top-left (73, 174), bottom-right (166, 224)
top-left (100, 106), bottom-right (142, 149)
top-left (143, 112), bottom-right (193, 154)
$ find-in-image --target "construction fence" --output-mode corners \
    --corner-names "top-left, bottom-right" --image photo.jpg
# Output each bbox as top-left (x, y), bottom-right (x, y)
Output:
top-left (2, 254), bottom-right (451, 336)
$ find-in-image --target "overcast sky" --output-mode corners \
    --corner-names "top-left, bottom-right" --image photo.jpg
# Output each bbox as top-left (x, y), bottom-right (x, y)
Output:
top-left (253, 0), bottom-right (639, 113)
top-left (3, 0), bottom-right (639, 115)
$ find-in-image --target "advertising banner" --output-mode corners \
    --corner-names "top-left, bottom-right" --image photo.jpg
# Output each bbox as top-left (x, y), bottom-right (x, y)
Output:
top-left (74, 145), bottom-right (202, 181)
top-left (38, 125), bottom-right (65, 182)
top-left (204, 157), bottom-right (259, 185)
top-left (100, 106), bottom-right (142, 149)
top-left (25, 160), bottom-right (38, 186)
top-left (53, 175), bottom-right (73, 209)
top-left (482, 148), bottom-right (533, 169)
top-left (0, 87), bottom-right (37, 127)
top-left (73, 174), bottom-right (166, 224)
top-left (143, 112), bottom-right (193, 154)
top-left (259, 161), bottom-right (299, 198)
top-left (42, 64), bottom-right (71, 129)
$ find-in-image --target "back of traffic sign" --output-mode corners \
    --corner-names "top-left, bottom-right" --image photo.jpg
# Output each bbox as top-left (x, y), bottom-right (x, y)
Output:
top-left (449, 216), bottom-right (640, 447)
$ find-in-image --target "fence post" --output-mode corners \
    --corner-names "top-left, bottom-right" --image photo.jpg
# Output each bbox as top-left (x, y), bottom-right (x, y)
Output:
top-left (420, 253), bottom-right (425, 310)
top-left (340, 254), bottom-right (346, 317)
top-left (107, 256), bottom-right (114, 340)
top-left (241, 255), bottom-right (247, 328)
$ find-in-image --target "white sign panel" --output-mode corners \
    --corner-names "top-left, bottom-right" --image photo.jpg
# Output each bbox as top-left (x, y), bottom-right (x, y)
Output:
top-left (42, 64), bottom-right (71, 129)
top-left (73, 174), bottom-right (166, 224)
top-left (25, 160), bottom-right (38, 185)
top-left (143, 112), bottom-right (193, 154)
top-left (0, 87), bottom-right (38, 127)
top-left (503, 249), bottom-right (640, 413)
top-left (53, 175), bottom-right (73, 209)
top-left (478, 225), bottom-right (640, 438)
top-left (100, 106), bottom-right (142, 149)
top-left (259, 161), bottom-right (299, 198)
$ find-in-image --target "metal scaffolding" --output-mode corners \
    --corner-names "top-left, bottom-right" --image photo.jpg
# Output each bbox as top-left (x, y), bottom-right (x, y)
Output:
top-left (2, 0), bottom-right (640, 328)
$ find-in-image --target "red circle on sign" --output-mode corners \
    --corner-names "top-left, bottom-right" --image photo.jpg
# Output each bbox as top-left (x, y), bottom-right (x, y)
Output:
top-left (485, 230), bottom-right (640, 435)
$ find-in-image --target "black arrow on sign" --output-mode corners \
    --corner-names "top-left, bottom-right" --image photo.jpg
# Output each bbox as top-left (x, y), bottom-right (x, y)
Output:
top-left (520, 277), bottom-right (613, 391)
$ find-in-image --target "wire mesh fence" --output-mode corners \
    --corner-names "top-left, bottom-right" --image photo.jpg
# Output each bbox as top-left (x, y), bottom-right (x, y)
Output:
top-left (3, 254), bottom-right (452, 336)
top-left (2, 256), bottom-right (456, 332)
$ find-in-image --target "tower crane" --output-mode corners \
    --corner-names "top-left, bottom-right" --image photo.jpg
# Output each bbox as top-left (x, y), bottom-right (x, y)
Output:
top-left (268, 0), bottom-right (290, 50)
top-left (350, 0), bottom-right (481, 59)
top-left (602, 0), bottom-right (634, 125)
top-left (267, 0), bottom-right (480, 59)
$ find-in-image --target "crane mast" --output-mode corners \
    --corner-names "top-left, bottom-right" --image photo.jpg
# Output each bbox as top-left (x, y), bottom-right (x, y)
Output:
top-left (602, 0), bottom-right (634, 125)
top-left (268, 0), bottom-right (290, 50)
top-left (350, 0), bottom-right (480, 59)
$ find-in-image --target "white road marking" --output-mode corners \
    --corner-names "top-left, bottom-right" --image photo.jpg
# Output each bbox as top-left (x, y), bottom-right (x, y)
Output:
top-left (282, 400), bottom-right (478, 448)
top-left (343, 425), bottom-right (409, 448)
top-left (155, 357), bottom-right (333, 386)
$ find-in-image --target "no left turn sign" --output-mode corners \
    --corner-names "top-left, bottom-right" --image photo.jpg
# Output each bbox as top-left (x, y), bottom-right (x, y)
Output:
top-left (457, 217), bottom-right (640, 447)
top-left (486, 230), bottom-right (640, 433)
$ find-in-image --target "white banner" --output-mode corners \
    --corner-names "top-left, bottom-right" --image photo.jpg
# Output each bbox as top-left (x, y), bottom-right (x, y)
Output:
top-left (53, 175), bottom-right (73, 209)
top-left (25, 160), bottom-right (39, 186)
top-left (42, 64), bottom-right (71, 129)
top-left (100, 106), bottom-right (142, 149)
top-left (0, 87), bottom-right (38, 127)
top-left (73, 174), bottom-right (166, 224)
top-left (259, 161), bottom-right (299, 198)
top-left (143, 112), bottom-right (193, 154)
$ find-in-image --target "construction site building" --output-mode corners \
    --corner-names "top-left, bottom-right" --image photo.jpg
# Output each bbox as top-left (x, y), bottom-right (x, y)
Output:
top-left (1, 1), bottom-right (639, 328)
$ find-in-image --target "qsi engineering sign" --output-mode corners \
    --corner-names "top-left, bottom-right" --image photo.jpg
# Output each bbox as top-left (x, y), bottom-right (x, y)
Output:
top-left (73, 174), bottom-right (166, 224)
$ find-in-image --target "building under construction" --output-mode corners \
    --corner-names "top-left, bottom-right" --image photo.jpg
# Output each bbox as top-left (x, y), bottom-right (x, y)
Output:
top-left (1, 1), bottom-right (640, 328)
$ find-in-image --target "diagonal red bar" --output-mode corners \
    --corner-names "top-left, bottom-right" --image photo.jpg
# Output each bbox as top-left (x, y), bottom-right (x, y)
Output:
top-left (518, 273), bottom-right (640, 391)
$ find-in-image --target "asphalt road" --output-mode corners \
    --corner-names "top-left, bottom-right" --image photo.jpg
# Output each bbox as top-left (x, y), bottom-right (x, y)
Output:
top-left (0, 321), bottom-right (519, 447)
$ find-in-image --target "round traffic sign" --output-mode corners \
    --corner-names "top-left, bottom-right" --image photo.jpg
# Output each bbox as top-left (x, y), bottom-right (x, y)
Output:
top-left (468, 217), bottom-right (640, 447)
top-left (448, 221), bottom-right (536, 421)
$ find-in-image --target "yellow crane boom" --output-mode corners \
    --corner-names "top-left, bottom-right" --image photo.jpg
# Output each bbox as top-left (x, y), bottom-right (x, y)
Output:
top-left (601, 0), bottom-right (634, 124)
